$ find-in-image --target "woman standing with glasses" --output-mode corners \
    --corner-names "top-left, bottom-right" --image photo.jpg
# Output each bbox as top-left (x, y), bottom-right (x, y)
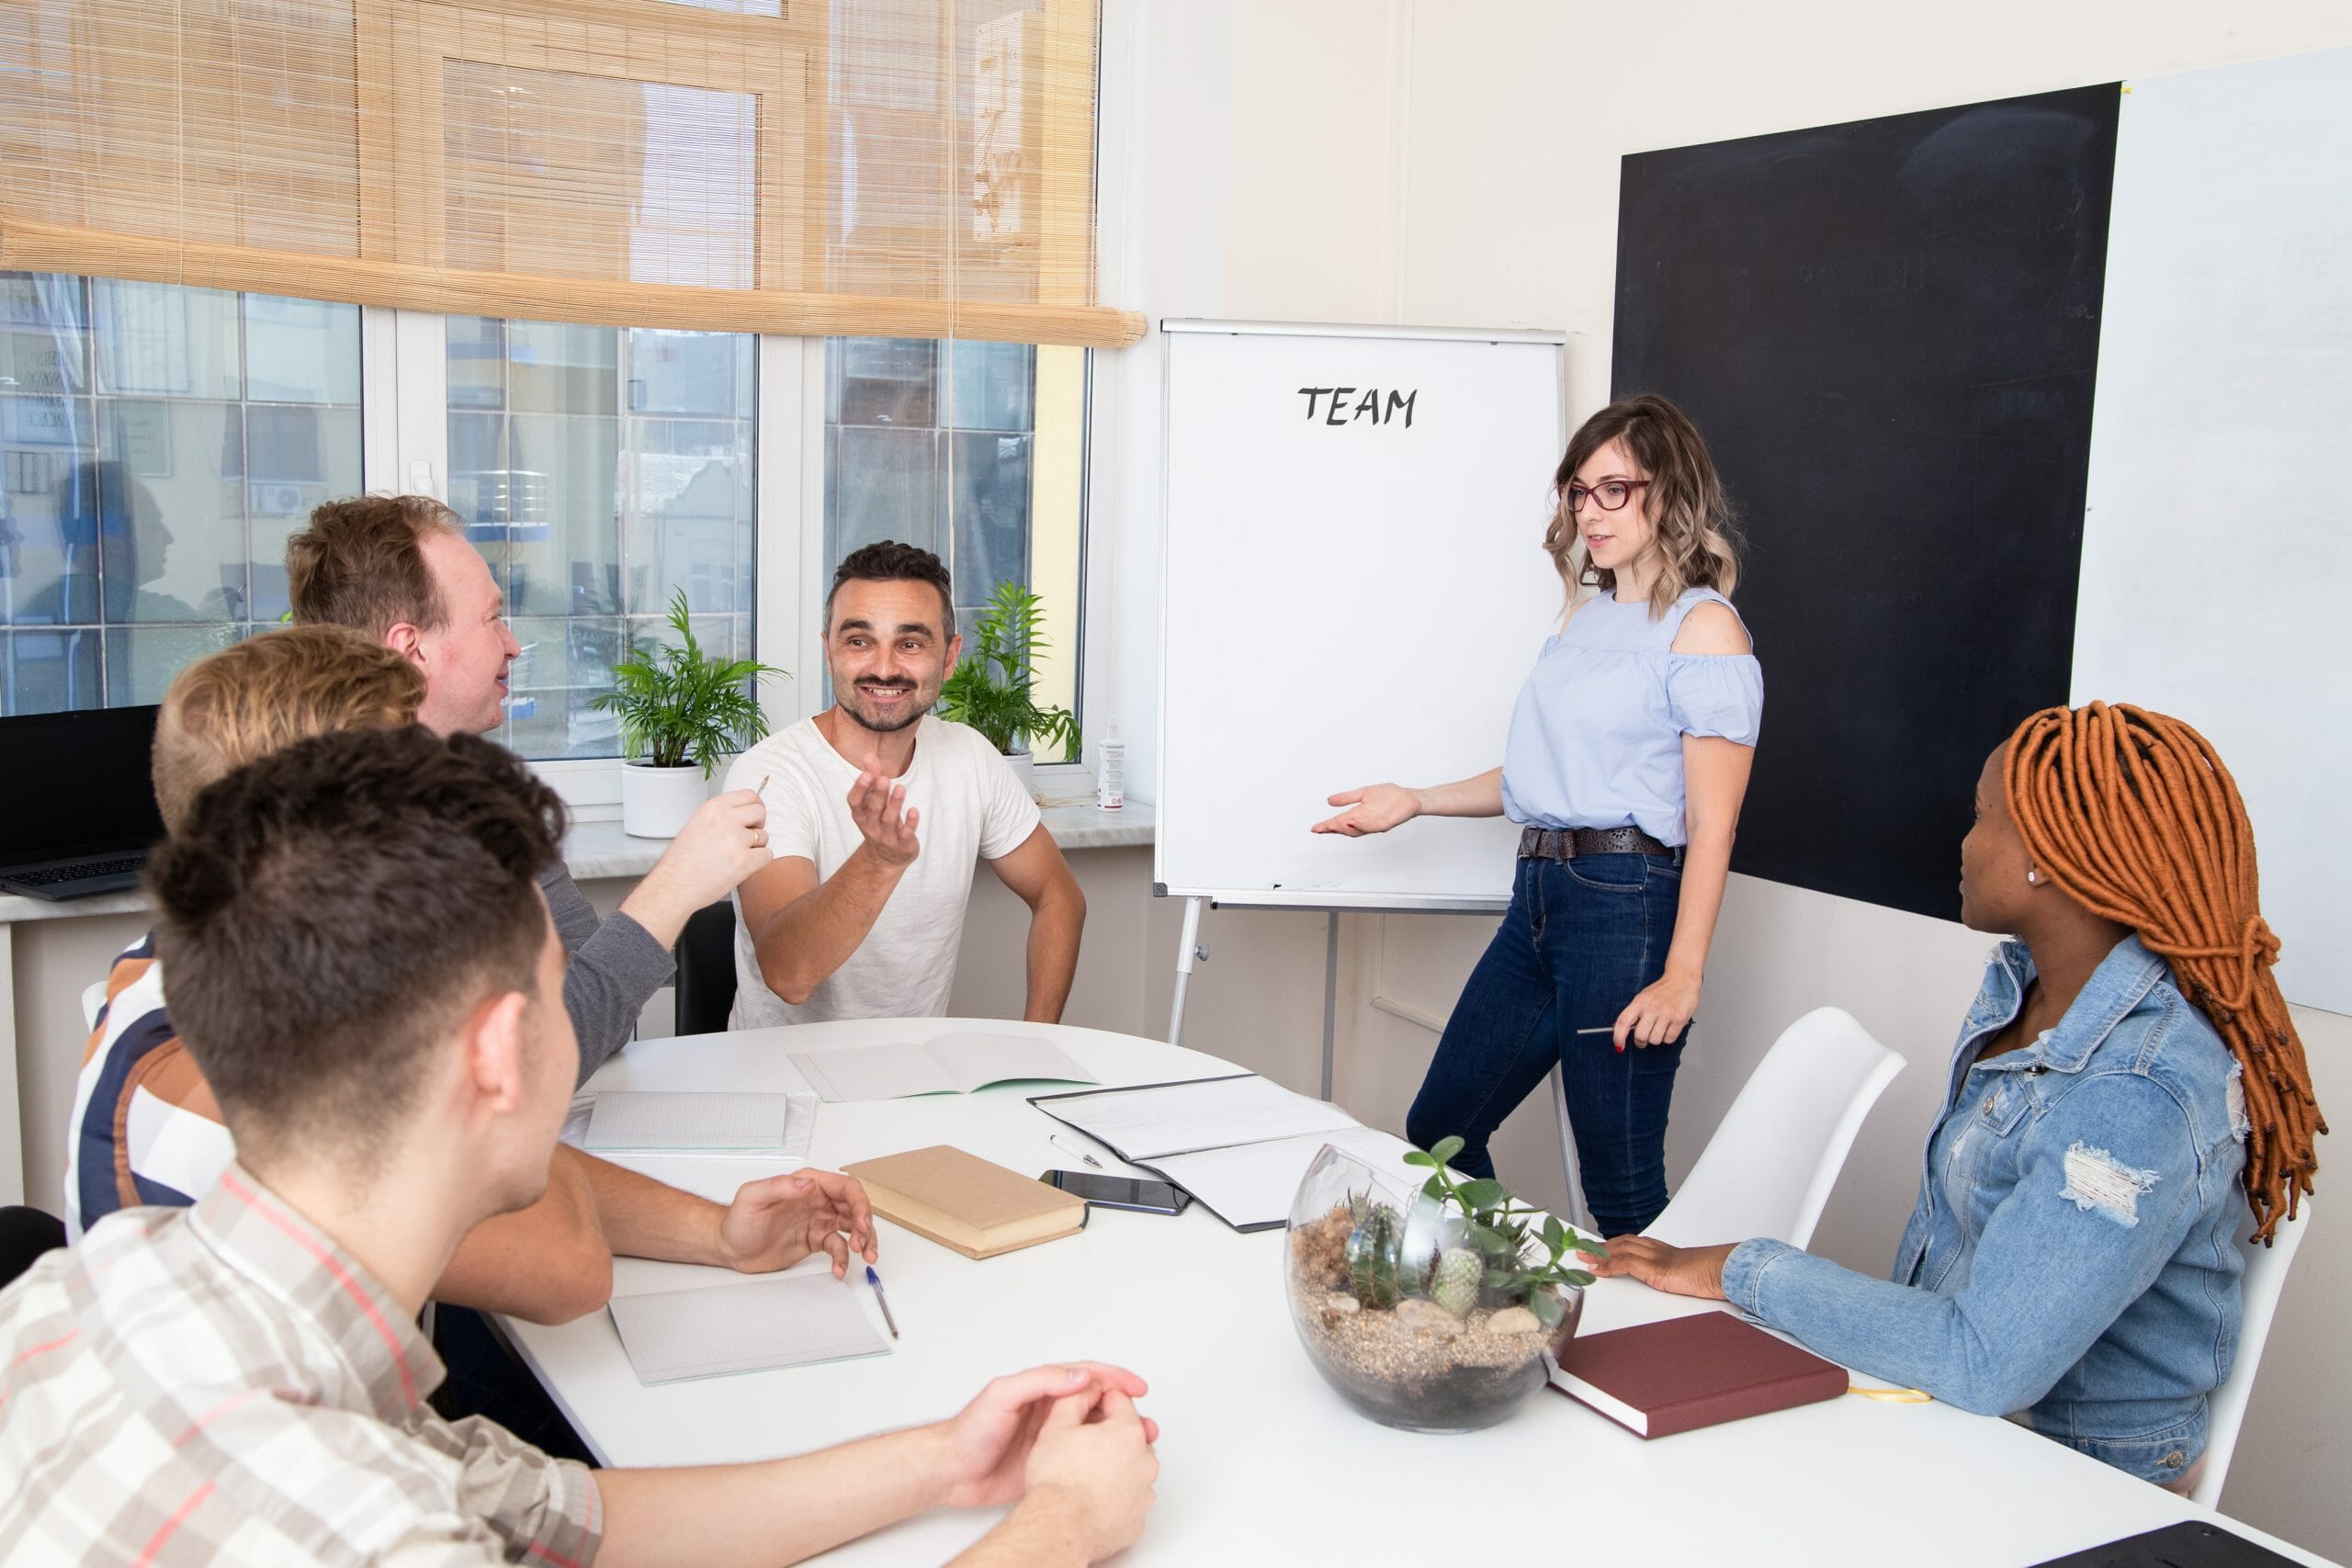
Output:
top-left (1313, 393), bottom-right (1760, 1235)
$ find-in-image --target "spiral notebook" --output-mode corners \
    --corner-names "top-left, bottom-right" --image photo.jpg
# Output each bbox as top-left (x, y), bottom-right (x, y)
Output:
top-left (606, 1274), bottom-right (891, 1384)
top-left (574, 1090), bottom-right (814, 1156)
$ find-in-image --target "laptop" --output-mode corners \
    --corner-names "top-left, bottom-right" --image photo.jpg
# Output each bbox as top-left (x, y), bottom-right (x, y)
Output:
top-left (2030, 1520), bottom-right (2307, 1567)
top-left (0, 705), bottom-right (167, 900)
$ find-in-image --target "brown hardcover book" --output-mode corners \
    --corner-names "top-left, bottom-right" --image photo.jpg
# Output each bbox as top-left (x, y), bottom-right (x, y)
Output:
top-left (1549, 1310), bottom-right (1848, 1438)
top-left (842, 1145), bottom-right (1087, 1260)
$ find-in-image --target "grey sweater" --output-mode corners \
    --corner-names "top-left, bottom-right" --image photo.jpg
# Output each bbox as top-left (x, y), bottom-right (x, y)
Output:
top-left (539, 863), bottom-right (676, 1085)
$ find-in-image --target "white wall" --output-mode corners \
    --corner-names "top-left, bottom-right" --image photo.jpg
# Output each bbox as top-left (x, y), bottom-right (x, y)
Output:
top-left (1096, 0), bottom-right (2352, 1555)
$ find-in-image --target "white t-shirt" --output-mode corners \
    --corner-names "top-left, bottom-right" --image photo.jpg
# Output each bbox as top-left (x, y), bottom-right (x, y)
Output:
top-left (726, 715), bottom-right (1044, 1027)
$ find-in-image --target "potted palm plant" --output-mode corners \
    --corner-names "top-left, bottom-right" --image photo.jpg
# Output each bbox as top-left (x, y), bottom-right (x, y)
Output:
top-left (593, 590), bottom-right (787, 839)
top-left (938, 580), bottom-right (1079, 801)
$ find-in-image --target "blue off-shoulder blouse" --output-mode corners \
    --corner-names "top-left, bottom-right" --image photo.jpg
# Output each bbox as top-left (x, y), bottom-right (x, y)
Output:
top-left (1498, 585), bottom-right (1763, 847)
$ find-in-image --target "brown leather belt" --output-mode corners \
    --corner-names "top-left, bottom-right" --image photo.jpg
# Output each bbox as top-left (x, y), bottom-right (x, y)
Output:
top-left (1519, 825), bottom-right (1676, 861)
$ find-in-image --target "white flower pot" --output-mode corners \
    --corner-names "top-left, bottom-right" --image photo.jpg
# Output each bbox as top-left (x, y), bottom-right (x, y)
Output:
top-left (620, 762), bottom-right (709, 840)
top-left (1003, 748), bottom-right (1037, 804)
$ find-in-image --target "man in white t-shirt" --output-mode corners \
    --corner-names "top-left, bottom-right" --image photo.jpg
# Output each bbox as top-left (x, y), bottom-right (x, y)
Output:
top-left (728, 541), bottom-right (1085, 1026)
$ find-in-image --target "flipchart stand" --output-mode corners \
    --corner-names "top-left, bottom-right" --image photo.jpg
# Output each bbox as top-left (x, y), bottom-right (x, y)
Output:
top-left (1161, 894), bottom-right (1592, 1233)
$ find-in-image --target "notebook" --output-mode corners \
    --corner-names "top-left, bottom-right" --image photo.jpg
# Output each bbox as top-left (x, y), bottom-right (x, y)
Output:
top-left (1145, 1125), bottom-right (1418, 1231)
top-left (1028, 1075), bottom-right (1361, 1162)
top-left (579, 1091), bottom-right (813, 1155)
top-left (791, 1032), bottom-right (1098, 1102)
top-left (1549, 1308), bottom-right (1849, 1438)
top-left (606, 1273), bottom-right (891, 1384)
top-left (842, 1145), bottom-right (1088, 1258)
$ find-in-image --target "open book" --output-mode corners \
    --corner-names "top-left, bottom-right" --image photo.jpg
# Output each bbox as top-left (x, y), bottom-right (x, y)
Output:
top-left (1143, 1125), bottom-right (1418, 1232)
top-left (1028, 1074), bottom-right (1359, 1163)
top-left (791, 1031), bottom-right (1097, 1102)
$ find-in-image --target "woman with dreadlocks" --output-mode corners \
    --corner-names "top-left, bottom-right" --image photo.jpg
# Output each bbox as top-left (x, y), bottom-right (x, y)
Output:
top-left (1584, 703), bottom-right (2323, 1489)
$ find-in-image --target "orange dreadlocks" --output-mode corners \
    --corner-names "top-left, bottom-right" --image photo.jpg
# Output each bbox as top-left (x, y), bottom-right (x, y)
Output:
top-left (2005, 703), bottom-right (2323, 1243)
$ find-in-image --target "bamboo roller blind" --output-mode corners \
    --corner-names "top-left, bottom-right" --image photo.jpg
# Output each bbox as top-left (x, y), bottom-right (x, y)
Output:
top-left (0, 0), bottom-right (1140, 347)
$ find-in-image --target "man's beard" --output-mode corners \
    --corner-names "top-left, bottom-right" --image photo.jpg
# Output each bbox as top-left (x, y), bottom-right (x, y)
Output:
top-left (839, 679), bottom-right (936, 734)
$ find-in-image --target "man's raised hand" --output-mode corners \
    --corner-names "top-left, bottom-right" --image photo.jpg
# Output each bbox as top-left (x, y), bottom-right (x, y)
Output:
top-left (847, 765), bottom-right (921, 866)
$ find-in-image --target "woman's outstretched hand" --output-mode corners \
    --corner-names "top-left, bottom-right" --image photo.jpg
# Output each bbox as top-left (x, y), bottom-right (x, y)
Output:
top-left (1577, 1235), bottom-right (1736, 1302)
top-left (1313, 784), bottom-right (1421, 837)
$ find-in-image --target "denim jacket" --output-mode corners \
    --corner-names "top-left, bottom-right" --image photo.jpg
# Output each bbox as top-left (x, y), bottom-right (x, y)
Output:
top-left (1721, 935), bottom-right (2247, 1483)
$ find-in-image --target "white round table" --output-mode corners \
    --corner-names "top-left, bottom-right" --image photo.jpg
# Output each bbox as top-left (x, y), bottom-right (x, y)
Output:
top-left (500, 1019), bottom-right (2321, 1566)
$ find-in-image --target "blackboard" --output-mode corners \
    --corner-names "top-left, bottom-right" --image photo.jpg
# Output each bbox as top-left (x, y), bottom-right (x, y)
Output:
top-left (1612, 85), bottom-right (2120, 920)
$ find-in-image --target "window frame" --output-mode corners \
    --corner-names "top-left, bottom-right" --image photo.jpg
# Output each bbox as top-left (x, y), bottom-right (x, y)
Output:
top-left (373, 316), bottom-right (1102, 817)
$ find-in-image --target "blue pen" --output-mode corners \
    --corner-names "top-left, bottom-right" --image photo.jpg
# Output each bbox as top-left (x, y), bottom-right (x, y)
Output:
top-left (865, 1265), bottom-right (900, 1338)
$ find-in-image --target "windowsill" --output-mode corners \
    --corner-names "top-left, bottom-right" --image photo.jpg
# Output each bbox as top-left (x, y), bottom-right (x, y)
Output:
top-left (566, 795), bottom-right (1157, 882)
top-left (0, 798), bottom-right (1155, 925)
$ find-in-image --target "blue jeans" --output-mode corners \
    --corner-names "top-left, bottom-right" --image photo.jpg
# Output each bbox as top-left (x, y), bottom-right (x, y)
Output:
top-left (1406, 852), bottom-right (1687, 1237)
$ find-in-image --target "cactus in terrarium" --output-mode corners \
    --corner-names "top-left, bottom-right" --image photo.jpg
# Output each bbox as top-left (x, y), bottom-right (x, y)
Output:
top-left (1401, 1135), bottom-right (1608, 1328)
top-left (1430, 1247), bottom-right (1483, 1318)
top-left (1344, 1200), bottom-right (1403, 1309)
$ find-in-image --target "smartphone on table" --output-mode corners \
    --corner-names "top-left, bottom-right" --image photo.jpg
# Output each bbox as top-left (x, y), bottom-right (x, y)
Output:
top-left (1041, 1169), bottom-right (1192, 1215)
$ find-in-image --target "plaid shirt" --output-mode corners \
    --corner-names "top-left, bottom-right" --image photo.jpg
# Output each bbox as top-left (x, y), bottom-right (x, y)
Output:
top-left (0, 1165), bottom-right (603, 1565)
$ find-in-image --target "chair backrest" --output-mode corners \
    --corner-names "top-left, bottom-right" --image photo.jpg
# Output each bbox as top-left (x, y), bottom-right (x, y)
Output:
top-left (1645, 1005), bottom-right (1905, 1251)
top-left (2191, 1200), bottom-right (2312, 1509)
top-left (81, 977), bottom-right (110, 1033)
top-left (0, 1205), bottom-right (67, 1292)
top-left (671, 899), bottom-right (740, 1039)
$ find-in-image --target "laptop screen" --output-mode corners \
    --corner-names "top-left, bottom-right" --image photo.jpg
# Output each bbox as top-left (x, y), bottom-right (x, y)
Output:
top-left (0, 705), bottom-right (167, 866)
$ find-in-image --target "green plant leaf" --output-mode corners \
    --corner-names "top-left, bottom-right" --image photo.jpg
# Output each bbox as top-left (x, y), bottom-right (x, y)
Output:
top-left (1421, 1173), bottom-right (1445, 1199)
top-left (1528, 1292), bottom-right (1566, 1327)
top-left (1426, 1135), bottom-right (1465, 1166)
top-left (591, 588), bottom-right (788, 775)
top-left (933, 579), bottom-right (1079, 757)
top-left (1542, 1215), bottom-right (1566, 1252)
top-left (1457, 1179), bottom-right (1510, 1212)
top-left (1399, 1150), bottom-right (1435, 1168)
top-left (1560, 1269), bottom-right (1596, 1288)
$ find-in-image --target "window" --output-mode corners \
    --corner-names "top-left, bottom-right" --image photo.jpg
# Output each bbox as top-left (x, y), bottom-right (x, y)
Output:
top-left (446, 319), bottom-right (759, 762)
top-left (1, 276), bottom-right (1091, 789)
top-left (0, 274), bottom-right (360, 715)
top-left (823, 337), bottom-right (1086, 762)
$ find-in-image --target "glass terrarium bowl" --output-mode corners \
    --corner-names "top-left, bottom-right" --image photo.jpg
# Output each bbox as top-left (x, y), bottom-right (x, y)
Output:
top-left (1284, 1142), bottom-right (1583, 1434)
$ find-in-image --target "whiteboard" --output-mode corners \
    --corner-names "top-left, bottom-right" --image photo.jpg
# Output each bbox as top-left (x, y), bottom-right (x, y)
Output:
top-left (1156, 321), bottom-right (1566, 910)
top-left (2074, 49), bottom-right (2352, 1014)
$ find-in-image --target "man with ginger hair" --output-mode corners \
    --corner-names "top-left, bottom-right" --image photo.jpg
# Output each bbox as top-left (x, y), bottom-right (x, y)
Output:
top-left (73, 629), bottom-right (879, 1371)
top-left (287, 492), bottom-right (771, 1078)
top-left (69, 624), bottom-right (428, 1234)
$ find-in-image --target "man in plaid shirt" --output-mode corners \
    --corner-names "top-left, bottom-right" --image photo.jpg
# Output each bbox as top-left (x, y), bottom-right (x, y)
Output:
top-left (0, 727), bottom-right (1159, 1565)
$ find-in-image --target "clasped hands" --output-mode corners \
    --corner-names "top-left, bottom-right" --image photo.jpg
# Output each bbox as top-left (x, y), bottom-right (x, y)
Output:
top-left (935, 1363), bottom-right (1161, 1560)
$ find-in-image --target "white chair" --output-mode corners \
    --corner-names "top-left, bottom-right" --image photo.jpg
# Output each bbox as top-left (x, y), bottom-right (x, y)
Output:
top-left (80, 978), bottom-right (109, 1033)
top-left (2192, 1201), bottom-right (2312, 1509)
top-left (1642, 1005), bottom-right (1905, 1250)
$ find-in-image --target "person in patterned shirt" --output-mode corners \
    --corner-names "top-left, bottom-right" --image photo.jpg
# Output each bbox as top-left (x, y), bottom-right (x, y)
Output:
top-left (2, 726), bottom-right (1159, 1565)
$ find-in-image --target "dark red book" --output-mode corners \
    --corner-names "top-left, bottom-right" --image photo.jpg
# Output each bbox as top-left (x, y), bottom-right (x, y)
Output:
top-left (1549, 1310), bottom-right (1849, 1438)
